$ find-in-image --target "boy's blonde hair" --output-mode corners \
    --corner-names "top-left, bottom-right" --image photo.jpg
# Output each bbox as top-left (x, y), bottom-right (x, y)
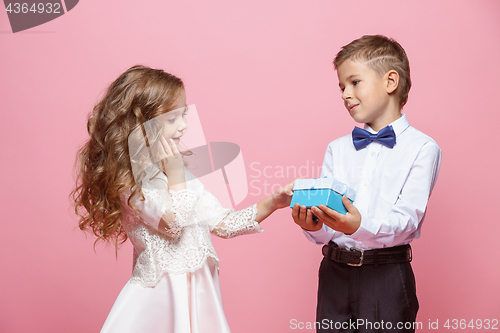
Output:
top-left (333, 35), bottom-right (411, 109)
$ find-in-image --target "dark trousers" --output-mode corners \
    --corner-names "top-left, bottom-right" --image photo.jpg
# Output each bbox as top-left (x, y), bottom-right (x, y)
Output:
top-left (316, 257), bottom-right (419, 332)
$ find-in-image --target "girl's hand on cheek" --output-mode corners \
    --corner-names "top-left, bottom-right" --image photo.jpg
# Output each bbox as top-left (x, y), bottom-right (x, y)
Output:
top-left (159, 136), bottom-right (185, 187)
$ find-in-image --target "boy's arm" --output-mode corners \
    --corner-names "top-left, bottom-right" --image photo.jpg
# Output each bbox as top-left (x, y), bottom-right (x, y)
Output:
top-left (315, 141), bottom-right (441, 248)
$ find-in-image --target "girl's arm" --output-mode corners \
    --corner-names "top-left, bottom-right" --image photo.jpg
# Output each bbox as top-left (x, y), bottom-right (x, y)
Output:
top-left (210, 181), bottom-right (294, 239)
top-left (154, 136), bottom-right (194, 236)
top-left (126, 135), bottom-right (199, 238)
top-left (255, 182), bottom-right (294, 222)
top-left (125, 180), bottom-right (200, 239)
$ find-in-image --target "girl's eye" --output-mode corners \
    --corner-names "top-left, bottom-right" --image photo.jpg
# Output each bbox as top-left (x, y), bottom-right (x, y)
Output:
top-left (353, 80), bottom-right (360, 85)
top-left (182, 111), bottom-right (188, 117)
top-left (168, 118), bottom-right (176, 123)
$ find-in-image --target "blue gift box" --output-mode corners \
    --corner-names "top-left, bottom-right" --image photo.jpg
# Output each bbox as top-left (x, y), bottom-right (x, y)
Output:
top-left (289, 178), bottom-right (357, 215)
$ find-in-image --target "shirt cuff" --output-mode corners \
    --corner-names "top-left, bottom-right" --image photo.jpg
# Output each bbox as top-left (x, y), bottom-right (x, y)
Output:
top-left (348, 225), bottom-right (373, 243)
top-left (302, 226), bottom-right (332, 245)
top-left (347, 213), bottom-right (374, 243)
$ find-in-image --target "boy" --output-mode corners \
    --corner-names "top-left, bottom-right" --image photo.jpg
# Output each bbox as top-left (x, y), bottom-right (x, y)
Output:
top-left (292, 35), bottom-right (441, 332)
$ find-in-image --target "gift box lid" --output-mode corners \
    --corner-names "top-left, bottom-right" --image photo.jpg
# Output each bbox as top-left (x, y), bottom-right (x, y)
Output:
top-left (293, 177), bottom-right (356, 201)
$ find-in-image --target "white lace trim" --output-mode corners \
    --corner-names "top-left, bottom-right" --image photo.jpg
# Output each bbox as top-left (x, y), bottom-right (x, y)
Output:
top-left (212, 204), bottom-right (262, 238)
top-left (121, 187), bottom-right (261, 287)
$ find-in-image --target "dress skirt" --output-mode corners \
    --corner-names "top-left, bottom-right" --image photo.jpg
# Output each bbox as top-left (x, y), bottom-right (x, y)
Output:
top-left (100, 258), bottom-right (231, 333)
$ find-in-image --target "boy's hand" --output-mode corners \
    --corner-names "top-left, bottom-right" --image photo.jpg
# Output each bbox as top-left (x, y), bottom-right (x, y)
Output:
top-left (311, 195), bottom-right (361, 235)
top-left (292, 204), bottom-right (323, 231)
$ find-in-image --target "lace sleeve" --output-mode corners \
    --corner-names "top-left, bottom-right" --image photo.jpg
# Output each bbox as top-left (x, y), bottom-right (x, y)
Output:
top-left (166, 189), bottom-right (199, 231)
top-left (126, 187), bottom-right (200, 238)
top-left (211, 204), bottom-right (263, 239)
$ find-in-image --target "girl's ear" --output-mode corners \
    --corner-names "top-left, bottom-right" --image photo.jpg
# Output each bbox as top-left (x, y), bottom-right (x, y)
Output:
top-left (385, 70), bottom-right (399, 94)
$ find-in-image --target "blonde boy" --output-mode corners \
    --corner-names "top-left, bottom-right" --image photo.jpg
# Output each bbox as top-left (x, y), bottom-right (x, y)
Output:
top-left (292, 35), bottom-right (441, 332)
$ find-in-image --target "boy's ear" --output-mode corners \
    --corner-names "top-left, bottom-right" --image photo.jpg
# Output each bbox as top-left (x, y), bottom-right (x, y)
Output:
top-left (385, 70), bottom-right (399, 94)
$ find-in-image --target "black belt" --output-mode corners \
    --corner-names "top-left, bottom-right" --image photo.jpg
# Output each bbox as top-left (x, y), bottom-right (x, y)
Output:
top-left (322, 241), bottom-right (412, 266)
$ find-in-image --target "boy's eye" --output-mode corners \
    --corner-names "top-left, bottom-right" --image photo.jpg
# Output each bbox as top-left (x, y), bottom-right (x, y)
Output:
top-left (182, 111), bottom-right (188, 117)
top-left (168, 118), bottom-right (176, 123)
top-left (353, 80), bottom-right (360, 85)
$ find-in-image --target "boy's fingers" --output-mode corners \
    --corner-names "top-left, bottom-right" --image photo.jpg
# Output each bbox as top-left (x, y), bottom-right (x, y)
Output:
top-left (342, 195), bottom-right (359, 215)
top-left (291, 204), bottom-right (300, 219)
top-left (292, 204), bottom-right (301, 226)
top-left (299, 205), bottom-right (308, 222)
top-left (305, 208), bottom-right (313, 225)
top-left (316, 205), bottom-right (341, 220)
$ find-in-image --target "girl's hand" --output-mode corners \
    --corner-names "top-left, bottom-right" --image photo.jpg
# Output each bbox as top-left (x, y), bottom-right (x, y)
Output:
top-left (159, 136), bottom-right (185, 189)
top-left (255, 180), bottom-right (294, 223)
top-left (271, 180), bottom-right (294, 210)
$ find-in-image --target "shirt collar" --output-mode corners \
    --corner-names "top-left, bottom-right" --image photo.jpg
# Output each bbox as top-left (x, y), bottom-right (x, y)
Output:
top-left (364, 114), bottom-right (410, 137)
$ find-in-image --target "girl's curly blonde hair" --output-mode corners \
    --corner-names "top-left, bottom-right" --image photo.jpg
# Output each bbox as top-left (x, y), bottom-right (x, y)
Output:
top-left (70, 65), bottom-right (185, 250)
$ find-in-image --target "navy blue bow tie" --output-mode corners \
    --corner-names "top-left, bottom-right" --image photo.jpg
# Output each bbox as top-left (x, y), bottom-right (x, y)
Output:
top-left (352, 125), bottom-right (396, 150)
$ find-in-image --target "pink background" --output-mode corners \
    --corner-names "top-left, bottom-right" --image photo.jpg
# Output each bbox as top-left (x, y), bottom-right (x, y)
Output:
top-left (1, 0), bottom-right (499, 332)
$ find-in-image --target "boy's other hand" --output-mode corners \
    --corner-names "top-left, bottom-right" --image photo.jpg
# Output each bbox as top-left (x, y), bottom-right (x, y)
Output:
top-left (311, 195), bottom-right (361, 235)
top-left (292, 204), bottom-right (323, 231)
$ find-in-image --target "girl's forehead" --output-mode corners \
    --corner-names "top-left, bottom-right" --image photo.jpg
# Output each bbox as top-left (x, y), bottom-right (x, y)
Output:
top-left (156, 105), bottom-right (187, 120)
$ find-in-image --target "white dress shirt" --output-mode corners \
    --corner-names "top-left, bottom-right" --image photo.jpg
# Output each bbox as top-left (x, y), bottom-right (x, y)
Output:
top-left (304, 114), bottom-right (441, 250)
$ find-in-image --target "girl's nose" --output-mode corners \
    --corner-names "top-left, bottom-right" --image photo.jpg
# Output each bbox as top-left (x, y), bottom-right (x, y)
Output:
top-left (178, 118), bottom-right (187, 132)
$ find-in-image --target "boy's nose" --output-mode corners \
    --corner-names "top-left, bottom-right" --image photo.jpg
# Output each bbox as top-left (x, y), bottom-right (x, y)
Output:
top-left (342, 90), bottom-right (352, 100)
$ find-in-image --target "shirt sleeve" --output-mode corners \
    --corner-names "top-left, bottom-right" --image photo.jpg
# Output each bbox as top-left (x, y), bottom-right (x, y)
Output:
top-left (349, 141), bottom-right (442, 248)
top-left (303, 224), bottom-right (335, 245)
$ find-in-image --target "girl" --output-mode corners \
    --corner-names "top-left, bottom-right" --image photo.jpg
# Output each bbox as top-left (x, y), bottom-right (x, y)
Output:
top-left (71, 65), bottom-right (293, 333)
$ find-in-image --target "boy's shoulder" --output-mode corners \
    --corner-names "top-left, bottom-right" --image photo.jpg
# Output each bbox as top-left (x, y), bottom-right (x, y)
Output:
top-left (402, 125), bottom-right (441, 151)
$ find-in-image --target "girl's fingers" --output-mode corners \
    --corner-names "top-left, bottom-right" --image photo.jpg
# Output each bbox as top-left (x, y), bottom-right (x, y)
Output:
top-left (169, 138), bottom-right (180, 155)
top-left (160, 135), bottom-right (173, 156)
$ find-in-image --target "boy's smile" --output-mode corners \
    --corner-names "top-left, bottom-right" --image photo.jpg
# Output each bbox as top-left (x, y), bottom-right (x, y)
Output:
top-left (337, 60), bottom-right (400, 131)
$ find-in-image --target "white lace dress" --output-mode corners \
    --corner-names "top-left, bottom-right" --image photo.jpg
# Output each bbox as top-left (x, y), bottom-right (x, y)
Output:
top-left (100, 168), bottom-right (262, 333)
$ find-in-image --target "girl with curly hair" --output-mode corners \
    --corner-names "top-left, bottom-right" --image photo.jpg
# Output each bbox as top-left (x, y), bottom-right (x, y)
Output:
top-left (71, 65), bottom-right (293, 332)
